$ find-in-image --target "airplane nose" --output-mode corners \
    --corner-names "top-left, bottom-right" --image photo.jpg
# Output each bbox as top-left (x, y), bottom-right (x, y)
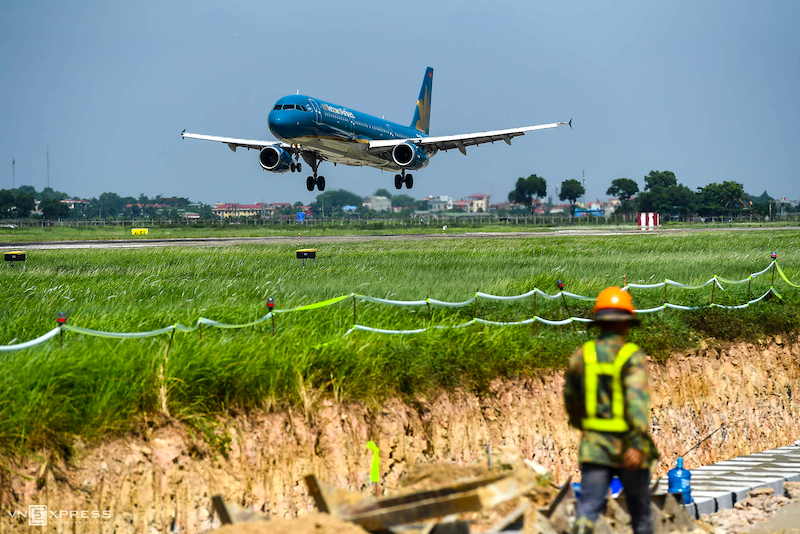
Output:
top-left (268, 112), bottom-right (283, 134)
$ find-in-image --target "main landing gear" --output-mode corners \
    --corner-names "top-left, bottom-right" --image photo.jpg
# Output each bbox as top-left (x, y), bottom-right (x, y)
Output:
top-left (305, 154), bottom-right (325, 192)
top-left (394, 170), bottom-right (413, 190)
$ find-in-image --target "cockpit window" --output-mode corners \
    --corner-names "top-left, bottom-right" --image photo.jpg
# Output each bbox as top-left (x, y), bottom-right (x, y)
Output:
top-left (273, 104), bottom-right (281, 110)
top-left (298, 105), bottom-right (307, 111)
top-left (283, 104), bottom-right (295, 110)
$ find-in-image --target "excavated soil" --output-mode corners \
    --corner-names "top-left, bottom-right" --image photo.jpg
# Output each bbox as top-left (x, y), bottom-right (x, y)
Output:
top-left (1, 336), bottom-right (799, 533)
top-left (213, 513), bottom-right (368, 534)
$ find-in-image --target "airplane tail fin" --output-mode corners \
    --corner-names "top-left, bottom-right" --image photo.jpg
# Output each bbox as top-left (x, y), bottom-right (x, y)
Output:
top-left (411, 67), bottom-right (433, 135)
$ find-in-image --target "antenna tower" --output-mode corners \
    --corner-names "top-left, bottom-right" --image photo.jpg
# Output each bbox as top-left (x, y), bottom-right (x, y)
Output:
top-left (11, 158), bottom-right (15, 189)
top-left (582, 169), bottom-right (587, 207)
top-left (47, 147), bottom-right (50, 189)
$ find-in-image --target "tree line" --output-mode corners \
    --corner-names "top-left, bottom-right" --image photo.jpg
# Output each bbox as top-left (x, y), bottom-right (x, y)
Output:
top-left (0, 186), bottom-right (211, 220)
top-left (509, 170), bottom-right (794, 219)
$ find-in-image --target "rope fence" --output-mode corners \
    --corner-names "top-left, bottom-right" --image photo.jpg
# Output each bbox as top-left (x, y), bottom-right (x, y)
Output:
top-left (1, 260), bottom-right (797, 351)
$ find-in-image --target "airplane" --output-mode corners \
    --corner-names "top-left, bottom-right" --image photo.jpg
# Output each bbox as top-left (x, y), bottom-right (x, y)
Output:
top-left (181, 67), bottom-right (571, 192)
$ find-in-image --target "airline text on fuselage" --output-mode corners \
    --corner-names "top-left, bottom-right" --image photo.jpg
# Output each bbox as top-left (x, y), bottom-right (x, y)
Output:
top-left (321, 103), bottom-right (355, 120)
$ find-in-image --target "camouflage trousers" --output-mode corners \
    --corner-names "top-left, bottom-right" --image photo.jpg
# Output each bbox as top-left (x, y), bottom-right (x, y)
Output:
top-left (573, 463), bottom-right (653, 534)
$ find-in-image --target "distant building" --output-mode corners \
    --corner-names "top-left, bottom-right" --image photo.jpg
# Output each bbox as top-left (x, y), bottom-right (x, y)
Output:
top-left (453, 200), bottom-right (471, 212)
top-left (468, 193), bottom-right (491, 212)
top-left (61, 199), bottom-right (89, 209)
top-left (342, 205), bottom-right (357, 212)
top-left (362, 195), bottom-right (392, 212)
top-left (423, 195), bottom-right (454, 212)
top-left (492, 201), bottom-right (522, 212)
top-left (213, 203), bottom-right (269, 218)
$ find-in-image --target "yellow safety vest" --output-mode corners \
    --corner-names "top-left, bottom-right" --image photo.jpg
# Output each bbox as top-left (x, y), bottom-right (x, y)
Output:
top-left (582, 341), bottom-right (639, 433)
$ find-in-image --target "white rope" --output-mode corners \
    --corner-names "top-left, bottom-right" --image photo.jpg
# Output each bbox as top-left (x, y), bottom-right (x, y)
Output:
top-left (477, 289), bottom-right (538, 301)
top-left (356, 295), bottom-right (428, 306)
top-left (428, 297), bottom-right (476, 307)
top-left (0, 327), bottom-right (62, 352)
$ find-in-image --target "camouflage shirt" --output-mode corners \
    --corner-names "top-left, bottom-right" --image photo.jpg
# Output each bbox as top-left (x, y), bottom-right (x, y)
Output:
top-left (563, 332), bottom-right (660, 468)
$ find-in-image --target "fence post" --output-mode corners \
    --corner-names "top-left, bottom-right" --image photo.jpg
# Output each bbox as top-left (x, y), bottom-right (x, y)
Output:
top-left (747, 275), bottom-right (752, 302)
top-left (557, 280), bottom-right (578, 333)
top-left (770, 252), bottom-right (777, 287)
top-left (159, 328), bottom-right (176, 417)
top-left (710, 277), bottom-right (716, 307)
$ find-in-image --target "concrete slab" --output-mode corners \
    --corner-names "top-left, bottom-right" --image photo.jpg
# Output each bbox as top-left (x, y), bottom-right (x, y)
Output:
top-left (715, 476), bottom-right (785, 494)
top-left (655, 444), bottom-right (800, 519)
top-left (692, 496), bottom-right (716, 516)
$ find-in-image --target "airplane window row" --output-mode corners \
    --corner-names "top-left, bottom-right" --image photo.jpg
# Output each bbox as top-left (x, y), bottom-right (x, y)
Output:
top-left (272, 104), bottom-right (310, 111)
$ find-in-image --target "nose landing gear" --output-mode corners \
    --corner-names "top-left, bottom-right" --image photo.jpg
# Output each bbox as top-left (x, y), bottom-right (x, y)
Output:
top-left (394, 170), bottom-right (414, 189)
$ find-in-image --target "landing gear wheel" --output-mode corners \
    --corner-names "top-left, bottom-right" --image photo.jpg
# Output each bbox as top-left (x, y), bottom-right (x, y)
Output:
top-left (405, 174), bottom-right (414, 189)
top-left (394, 174), bottom-right (403, 190)
top-left (306, 176), bottom-right (315, 192)
top-left (296, 163), bottom-right (302, 173)
top-left (291, 162), bottom-right (296, 172)
top-left (317, 176), bottom-right (326, 191)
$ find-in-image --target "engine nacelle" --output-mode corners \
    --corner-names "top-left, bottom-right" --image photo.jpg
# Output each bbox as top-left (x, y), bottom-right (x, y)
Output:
top-left (391, 142), bottom-right (429, 170)
top-left (259, 146), bottom-right (292, 173)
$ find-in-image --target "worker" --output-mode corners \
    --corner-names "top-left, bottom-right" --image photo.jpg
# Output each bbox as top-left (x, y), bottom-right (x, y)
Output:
top-left (564, 287), bottom-right (660, 534)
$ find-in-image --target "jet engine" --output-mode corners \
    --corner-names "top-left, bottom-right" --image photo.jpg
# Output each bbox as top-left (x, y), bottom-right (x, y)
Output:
top-left (259, 146), bottom-right (292, 173)
top-left (391, 142), bottom-right (429, 170)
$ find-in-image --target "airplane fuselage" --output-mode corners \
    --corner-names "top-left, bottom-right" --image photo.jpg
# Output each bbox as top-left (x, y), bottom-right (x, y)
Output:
top-left (182, 66), bottom-right (568, 192)
top-left (268, 96), bottom-right (431, 171)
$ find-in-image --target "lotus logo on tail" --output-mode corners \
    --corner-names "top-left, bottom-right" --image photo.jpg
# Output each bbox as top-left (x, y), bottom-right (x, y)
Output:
top-left (415, 86), bottom-right (431, 135)
top-left (411, 67), bottom-right (433, 135)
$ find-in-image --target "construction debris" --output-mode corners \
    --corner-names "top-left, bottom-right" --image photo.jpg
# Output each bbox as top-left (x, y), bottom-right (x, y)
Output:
top-left (696, 484), bottom-right (795, 533)
top-left (211, 460), bottom-right (704, 533)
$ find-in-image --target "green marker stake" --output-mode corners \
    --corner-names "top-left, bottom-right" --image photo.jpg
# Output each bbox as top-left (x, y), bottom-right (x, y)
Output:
top-left (367, 441), bottom-right (380, 483)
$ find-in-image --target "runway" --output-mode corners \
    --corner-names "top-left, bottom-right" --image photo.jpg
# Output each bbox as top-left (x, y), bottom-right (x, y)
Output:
top-left (0, 225), bottom-right (795, 251)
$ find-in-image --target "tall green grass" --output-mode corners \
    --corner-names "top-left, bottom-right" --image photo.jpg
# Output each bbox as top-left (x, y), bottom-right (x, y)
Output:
top-left (0, 230), bottom-right (798, 456)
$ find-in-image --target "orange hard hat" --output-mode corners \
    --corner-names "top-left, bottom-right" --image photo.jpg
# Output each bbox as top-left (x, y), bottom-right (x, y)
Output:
top-left (593, 286), bottom-right (636, 322)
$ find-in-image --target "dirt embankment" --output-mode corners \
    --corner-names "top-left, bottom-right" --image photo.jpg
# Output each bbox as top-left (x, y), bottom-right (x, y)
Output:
top-left (1, 337), bottom-right (798, 533)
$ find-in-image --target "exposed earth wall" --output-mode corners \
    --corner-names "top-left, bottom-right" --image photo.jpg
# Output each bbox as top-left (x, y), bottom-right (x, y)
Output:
top-left (1, 337), bottom-right (798, 533)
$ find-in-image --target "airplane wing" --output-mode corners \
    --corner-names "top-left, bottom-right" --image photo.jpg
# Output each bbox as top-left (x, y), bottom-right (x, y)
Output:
top-left (368, 120), bottom-right (571, 156)
top-left (181, 130), bottom-right (290, 153)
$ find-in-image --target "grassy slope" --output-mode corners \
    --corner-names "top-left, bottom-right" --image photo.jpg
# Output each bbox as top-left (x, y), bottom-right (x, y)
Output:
top-left (0, 230), bottom-right (798, 455)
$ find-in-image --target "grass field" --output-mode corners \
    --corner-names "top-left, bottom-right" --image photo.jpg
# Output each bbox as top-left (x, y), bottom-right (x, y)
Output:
top-left (0, 230), bottom-right (798, 456)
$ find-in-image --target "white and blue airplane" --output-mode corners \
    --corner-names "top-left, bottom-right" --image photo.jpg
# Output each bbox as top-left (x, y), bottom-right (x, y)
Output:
top-left (182, 67), bottom-right (570, 192)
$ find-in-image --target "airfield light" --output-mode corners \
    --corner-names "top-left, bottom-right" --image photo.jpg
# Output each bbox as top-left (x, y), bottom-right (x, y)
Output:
top-left (267, 298), bottom-right (276, 335)
top-left (771, 252), bottom-right (777, 260)
top-left (57, 312), bottom-right (67, 349)
top-left (556, 279), bottom-right (565, 290)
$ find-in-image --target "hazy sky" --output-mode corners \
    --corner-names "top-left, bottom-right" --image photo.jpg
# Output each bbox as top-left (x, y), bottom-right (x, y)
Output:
top-left (1, 1), bottom-right (798, 205)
